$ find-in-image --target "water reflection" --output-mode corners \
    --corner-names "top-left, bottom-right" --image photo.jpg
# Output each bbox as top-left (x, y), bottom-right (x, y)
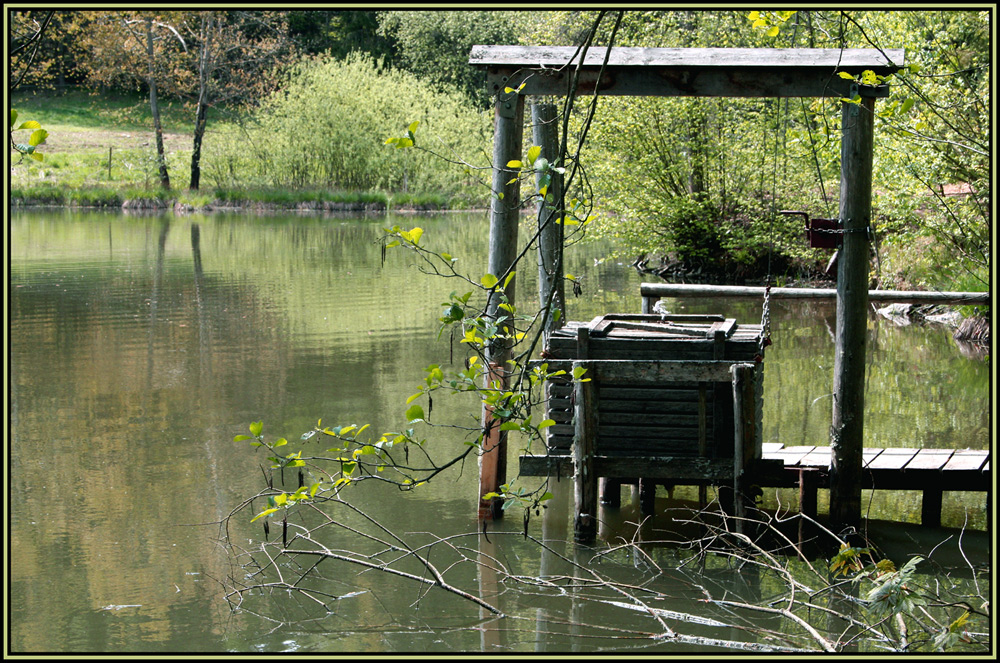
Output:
top-left (9, 209), bottom-right (989, 653)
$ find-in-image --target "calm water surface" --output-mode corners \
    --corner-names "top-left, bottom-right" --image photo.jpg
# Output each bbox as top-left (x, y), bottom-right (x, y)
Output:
top-left (8, 209), bottom-right (989, 653)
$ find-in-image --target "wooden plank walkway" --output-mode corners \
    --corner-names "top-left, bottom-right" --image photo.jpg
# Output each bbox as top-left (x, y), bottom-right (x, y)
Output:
top-left (761, 443), bottom-right (989, 477)
top-left (757, 443), bottom-right (991, 527)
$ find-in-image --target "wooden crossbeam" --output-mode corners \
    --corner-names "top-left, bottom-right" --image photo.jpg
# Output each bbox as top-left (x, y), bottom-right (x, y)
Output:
top-left (469, 46), bottom-right (904, 98)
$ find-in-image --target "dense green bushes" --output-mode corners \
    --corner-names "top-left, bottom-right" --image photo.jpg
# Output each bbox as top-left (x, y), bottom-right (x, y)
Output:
top-left (204, 53), bottom-right (491, 207)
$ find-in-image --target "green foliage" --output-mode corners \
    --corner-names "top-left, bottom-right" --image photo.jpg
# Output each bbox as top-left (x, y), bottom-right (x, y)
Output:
top-left (859, 555), bottom-right (925, 618)
top-left (747, 10), bottom-right (797, 37)
top-left (376, 10), bottom-right (526, 105)
top-left (829, 542), bottom-right (871, 578)
top-left (205, 53), bottom-right (490, 206)
top-left (10, 109), bottom-right (48, 163)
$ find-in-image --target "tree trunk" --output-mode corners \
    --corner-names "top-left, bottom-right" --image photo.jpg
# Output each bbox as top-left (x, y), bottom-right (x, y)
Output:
top-left (145, 16), bottom-right (170, 190)
top-left (189, 12), bottom-right (214, 191)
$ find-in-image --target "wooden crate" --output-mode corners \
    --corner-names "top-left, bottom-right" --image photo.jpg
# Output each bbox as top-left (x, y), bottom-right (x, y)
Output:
top-left (540, 314), bottom-right (763, 461)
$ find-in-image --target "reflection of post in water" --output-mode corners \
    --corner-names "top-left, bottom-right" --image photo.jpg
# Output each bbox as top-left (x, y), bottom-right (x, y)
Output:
top-left (477, 528), bottom-right (504, 652)
top-left (146, 217), bottom-right (171, 392)
top-left (534, 479), bottom-right (570, 652)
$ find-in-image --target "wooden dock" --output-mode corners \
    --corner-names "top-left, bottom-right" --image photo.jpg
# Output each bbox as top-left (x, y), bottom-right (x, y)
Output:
top-left (521, 444), bottom-right (990, 529)
top-left (757, 443), bottom-right (991, 528)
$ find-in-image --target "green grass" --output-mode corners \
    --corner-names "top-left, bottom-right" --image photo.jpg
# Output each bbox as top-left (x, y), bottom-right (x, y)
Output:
top-left (12, 88), bottom-right (193, 133)
top-left (10, 182), bottom-right (454, 211)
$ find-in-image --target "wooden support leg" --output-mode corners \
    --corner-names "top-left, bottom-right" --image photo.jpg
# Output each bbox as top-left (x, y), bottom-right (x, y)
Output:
top-left (573, 360), bottom-right (598, 543)
top-left (639, 479), bottom-right (656, 515)
top-left (798, 468), bottom-right (819, 545)
top-left (600, 477), bottom-right (622, 508)
top-left (921, 487), bottom-right (943, 528)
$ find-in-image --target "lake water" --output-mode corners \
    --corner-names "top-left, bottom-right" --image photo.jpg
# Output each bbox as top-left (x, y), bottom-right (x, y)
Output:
top-left (8, 209), bottom-right (990, 653)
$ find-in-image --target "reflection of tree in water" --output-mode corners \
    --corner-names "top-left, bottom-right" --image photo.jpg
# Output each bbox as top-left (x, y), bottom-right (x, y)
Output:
top-left (9, 215), bottom-right (295, 650)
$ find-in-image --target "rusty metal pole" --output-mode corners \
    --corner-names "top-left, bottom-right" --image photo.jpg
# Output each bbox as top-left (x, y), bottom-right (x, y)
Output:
top-left (478, 89), bottom-right (524, 520)
top-left (830, 94), bottom-right (875, 532)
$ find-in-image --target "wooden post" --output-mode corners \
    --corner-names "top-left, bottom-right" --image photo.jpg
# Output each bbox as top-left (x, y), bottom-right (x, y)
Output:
top-left (698, 384), bottom-right (708, 506)
top-left (798, 468), bottom-right (819, 546)
top-left (731, 363), bottom-right (756, 529)
top-left (573, 359), bottom-right (598, 543)
top-left (478, 361), bottom-right (508, 520)
top-left (600, 477), bottom-right (622, 508)
top-left (478, 89), bottom-right (525, 520)
top-left (921, 487), bottom-right (943, 528)
top-left (531, 103), bottom-right (565, 335)
top-left (830, 94), bottom-right (875, 531)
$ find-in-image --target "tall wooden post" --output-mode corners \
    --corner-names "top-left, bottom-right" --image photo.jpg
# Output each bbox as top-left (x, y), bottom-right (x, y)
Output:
top-left (830, 94), bottom-right (875, 531)
top-left (478, 89), bottom-right (525, 520)
top-left (531, 103), bottom-right (565, 336)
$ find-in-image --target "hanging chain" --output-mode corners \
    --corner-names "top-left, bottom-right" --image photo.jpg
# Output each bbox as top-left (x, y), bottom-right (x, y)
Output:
top-left (757, 285), bottom-right (772, 361)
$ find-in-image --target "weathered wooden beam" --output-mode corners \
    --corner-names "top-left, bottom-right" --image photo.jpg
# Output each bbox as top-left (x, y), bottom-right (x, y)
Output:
top-left (640, 282), bottom-right (990, 305)
top-left (469, 46), bottom-right (904, 98)
top-left (520, 453), bottom-right (739, 482)
top-left (830, 95), bottom-right (875, 531)
top-left (535, 359), bottom-right (747, 383)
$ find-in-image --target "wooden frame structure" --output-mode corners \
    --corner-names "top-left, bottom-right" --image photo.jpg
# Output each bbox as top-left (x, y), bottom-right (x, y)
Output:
top-left (470, 45), bottom-right (906, 537)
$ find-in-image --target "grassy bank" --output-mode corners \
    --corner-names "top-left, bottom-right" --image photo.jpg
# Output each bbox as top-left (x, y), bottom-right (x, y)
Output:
top-left (10, 88), bottom-right (460, 211)
top-left (9, 183), bottom-right (453, 212)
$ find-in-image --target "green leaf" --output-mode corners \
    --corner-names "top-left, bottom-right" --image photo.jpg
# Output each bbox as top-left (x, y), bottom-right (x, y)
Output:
top-left (406, 392), bottom-right (423, 404)
top-left (506, 159), bottom-right (523, 169)
top-left (838, 71), bottom-right (856, 80)
top-left (18, 120), bottom-right (41, 130)
top-left (10, 109), bottom-right (16, 127)
top-left (233, 434), bottom-right (252, 442)
top-left (407, 120), bottom-right (420, 135)
top-left (250, 507), bottom-right (279, 523)
top-left (538, 419), bottom-right (556, 428)
top-left (526, 145), bottom-right (541, 165)
top-left (572, 365), bottom-right (588, 380)
top-left (503, 270), bottom-right (516, 289)
top-left (900, 98), bottom-right (914, 113)
top-left (480, 273), bottom-right (498, 288)
top-left (499, 421), bottom-right (521, 431)
top-left (273, 438), bottom-right (288, 447)
top-left (29, 129), bottom-right (47, 146)
top-left (405, 404), bottom-right (425, 422)
top-left (249, 421), bottom-right (263, 437)
top-left (402, 226), bottom-right (424, 245)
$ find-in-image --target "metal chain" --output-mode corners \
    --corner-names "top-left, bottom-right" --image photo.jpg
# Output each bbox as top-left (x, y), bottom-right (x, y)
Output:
top-left (757, 285), bottom-right (772, 360)
top-left (809, 225), bottom-right (872, 234)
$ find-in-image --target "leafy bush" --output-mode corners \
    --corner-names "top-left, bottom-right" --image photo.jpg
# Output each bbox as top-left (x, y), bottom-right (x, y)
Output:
top-left (204, 53), bottom-right (491, 202)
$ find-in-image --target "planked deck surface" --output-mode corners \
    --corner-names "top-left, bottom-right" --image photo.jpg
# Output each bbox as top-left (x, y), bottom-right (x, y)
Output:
top-left (759, 443), bottom-right (991, 492)
top-left (762, 442), bottom-right (989, 472)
